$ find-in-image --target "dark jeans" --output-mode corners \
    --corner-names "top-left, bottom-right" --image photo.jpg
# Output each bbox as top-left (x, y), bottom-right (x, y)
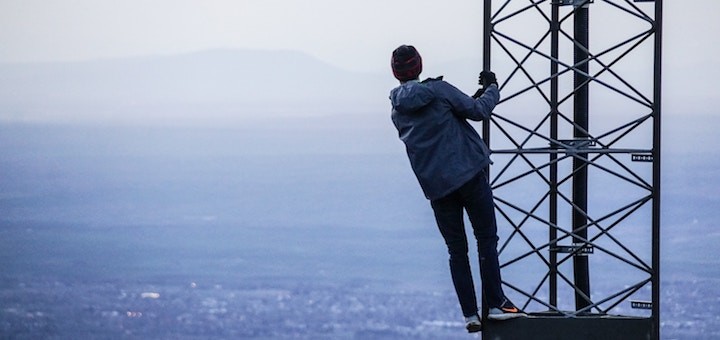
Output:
top-left (430, 170), bottom-right (505, 317)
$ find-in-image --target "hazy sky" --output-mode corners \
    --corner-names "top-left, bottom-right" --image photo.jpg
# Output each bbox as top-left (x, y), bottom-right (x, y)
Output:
top-left (0, 0), bottom-right (718, 120)
top-left (2, 1), bottom-right (716, 73)
top-left (0, 0), bottom-right (487, 72)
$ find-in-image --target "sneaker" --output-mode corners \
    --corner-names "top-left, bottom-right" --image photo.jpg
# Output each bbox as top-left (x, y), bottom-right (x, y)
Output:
top-left (487, 298), bottom-right (527, 320)
top-left (464, 314), bottom-right (482, 333)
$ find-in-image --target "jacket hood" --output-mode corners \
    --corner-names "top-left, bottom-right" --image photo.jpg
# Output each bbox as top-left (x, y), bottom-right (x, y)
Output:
top-left (390, 80), bottom-right (435, 113)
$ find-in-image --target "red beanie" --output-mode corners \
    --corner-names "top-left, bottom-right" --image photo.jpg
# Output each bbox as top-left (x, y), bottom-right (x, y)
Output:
top-left (391, 45), bottom-right (422, 81)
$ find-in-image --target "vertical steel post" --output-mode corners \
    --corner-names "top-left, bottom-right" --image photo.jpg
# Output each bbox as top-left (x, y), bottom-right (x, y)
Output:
top-left (482, 0), bottom-right (493, 318)
top-left (652, 0), bottom-right (663, 337)
top-left (572, 2), bottom-right (592, 311)
top-left (483, 0), bottom-right (492, 149)
top-left (549, 1), bottom-right (560, 309)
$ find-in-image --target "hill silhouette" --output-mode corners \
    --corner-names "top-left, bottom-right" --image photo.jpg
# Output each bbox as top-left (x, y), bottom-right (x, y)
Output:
top-left (0, 49), bottom-right (392, 125)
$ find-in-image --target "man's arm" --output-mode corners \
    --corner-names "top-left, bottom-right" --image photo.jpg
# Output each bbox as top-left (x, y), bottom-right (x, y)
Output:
top-left (441, 81), bottom-right (500, 121)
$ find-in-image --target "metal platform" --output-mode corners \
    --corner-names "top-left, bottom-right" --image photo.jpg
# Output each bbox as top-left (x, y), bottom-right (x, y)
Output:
top-left (484, 313), bottom-right (654, 340)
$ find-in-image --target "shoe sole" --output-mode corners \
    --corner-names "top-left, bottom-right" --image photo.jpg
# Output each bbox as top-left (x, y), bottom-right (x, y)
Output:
top-left (466, 323), bottom-right (482, 333)
top-left (487, 312), bottom-right (527, 321)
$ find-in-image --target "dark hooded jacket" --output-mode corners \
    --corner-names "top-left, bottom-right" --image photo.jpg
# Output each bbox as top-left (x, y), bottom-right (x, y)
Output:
top-left (390, 77), bottom-right (499, 200)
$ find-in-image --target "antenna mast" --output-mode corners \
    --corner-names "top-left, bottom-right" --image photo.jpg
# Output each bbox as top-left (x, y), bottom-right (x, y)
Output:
top-left (481, 0), bottom-right (662, 338)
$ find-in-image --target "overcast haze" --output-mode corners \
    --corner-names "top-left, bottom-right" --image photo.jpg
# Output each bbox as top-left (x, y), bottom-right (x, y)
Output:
top-left (0, 1), bottom-right (716, 71)
top-left (0, 1), bottom-right (718, 123)
top-left (0, 0), bottom-right (487, 73)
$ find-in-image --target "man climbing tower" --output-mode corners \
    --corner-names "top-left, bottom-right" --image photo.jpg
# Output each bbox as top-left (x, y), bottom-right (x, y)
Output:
top-left (389, 44), bottom-right (526, 333)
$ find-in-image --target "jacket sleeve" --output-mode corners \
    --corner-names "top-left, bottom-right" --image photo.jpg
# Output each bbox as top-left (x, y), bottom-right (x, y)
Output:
top-left (440, 82), bottom-right (500, 121)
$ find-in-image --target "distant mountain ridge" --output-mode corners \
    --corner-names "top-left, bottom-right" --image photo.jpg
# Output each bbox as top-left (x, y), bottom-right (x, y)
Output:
top-left (0, 49), bottom-right (393, 125)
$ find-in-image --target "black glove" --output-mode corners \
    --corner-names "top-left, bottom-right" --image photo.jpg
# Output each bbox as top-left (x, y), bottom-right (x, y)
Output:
top-left (479, 70), bottom-right (498, 87)
top-left (472, 87), bottom-right (486, 99)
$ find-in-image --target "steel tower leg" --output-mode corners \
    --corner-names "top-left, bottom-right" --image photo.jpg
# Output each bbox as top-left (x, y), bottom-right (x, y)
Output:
top-left (572, 2), bottom-right (592, 312)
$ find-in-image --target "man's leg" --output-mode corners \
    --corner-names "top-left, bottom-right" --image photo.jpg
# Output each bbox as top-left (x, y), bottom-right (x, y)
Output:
top-left (459, 170), bottom-right (505, 308)
top-left (431, 193), bottom-right (478, 317)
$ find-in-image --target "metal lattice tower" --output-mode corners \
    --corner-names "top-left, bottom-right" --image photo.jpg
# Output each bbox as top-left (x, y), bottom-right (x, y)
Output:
top-left (481, 0), bottom-right (662, 338)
